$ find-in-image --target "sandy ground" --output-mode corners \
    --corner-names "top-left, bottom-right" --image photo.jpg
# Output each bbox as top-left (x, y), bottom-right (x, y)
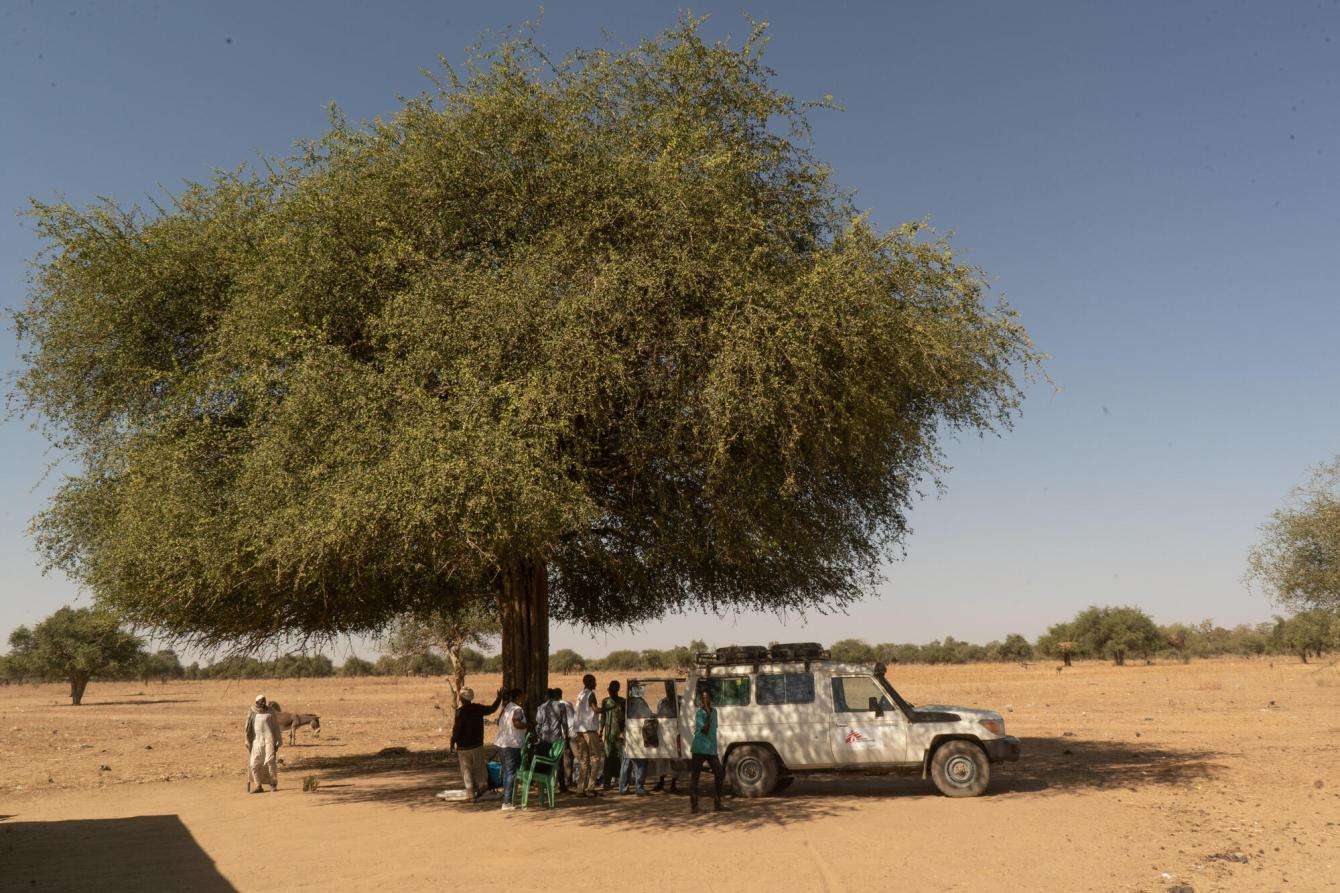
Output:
top-left (2, 659), bottom-right (1338, 892)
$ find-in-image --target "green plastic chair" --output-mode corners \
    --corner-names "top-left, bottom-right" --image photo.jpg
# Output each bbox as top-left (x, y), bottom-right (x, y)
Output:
top-left (517, 734), bottom-right (566, 808)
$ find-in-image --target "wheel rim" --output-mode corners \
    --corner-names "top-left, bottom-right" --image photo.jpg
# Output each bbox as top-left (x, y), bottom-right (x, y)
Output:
top-left (737, 757), bottom-right (763, 785)
top-left (945, 754), bottom-right (977, 786)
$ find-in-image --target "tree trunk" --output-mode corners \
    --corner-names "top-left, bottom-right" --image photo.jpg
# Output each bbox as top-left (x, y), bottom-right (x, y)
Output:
top-left (1299, 651), bottom-right (1308, 664)
top-left (1062, 651), bottom-right (1071, 667)
top-left (445, 642), bottom-right (465, 738)
top-left (1114, 650), bottom-right (1125, 667)
top-left (498, 557), bottom-right (549, 718)
top-left (69, 673), bottom-right (89, 706)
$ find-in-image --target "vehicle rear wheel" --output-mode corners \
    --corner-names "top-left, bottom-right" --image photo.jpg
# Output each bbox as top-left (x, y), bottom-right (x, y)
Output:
top-left (728, 744), bottom-right (779, 797)
top-left (930, 740), bottom-right (990, 797)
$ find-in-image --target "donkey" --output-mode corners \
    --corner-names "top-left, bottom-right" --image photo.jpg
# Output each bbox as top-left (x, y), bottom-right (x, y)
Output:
top-left (265, 702), bottom-right (321, 745)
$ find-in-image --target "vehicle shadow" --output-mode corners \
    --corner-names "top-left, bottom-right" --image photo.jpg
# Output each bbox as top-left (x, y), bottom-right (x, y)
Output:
top-left (992, 735), bottom-right (1222, 795)
top-left (0, 814), bottom-right (235, 891)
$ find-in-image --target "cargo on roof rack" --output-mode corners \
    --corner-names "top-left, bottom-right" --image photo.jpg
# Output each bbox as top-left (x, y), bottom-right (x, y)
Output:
top-left (710, 645), bottom-right (769, 664)
top-left (695, 643), bottom-right (831, 666)
top-left (769, 642), bottom-right (827, 661)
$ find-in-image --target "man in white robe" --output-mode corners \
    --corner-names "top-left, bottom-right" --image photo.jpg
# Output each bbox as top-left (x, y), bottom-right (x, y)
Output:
top-left (245, 695), bottom-right (282, 792)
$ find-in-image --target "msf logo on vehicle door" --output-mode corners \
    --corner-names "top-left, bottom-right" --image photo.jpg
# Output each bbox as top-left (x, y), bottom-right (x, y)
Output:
top-left (844, 727), bottom-right (877, 748)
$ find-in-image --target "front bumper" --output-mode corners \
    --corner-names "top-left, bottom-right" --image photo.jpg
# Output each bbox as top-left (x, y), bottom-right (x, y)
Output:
top-left (981, 736), bottom-right (1021, 763)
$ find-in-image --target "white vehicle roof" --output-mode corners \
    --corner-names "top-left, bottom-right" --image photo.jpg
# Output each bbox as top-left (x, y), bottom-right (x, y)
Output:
top-left (697, 659), bottom-right (877, 676)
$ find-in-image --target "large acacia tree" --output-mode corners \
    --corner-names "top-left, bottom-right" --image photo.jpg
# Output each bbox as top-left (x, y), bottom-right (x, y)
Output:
top-left (15, 20), bottom-right (1038, 710)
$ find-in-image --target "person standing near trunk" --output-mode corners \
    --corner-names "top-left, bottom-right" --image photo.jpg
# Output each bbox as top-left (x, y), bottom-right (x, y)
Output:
top-left (447, 686), bottom-right (503, 801)
top-left (556, 688), bottom-right (576, 793)
top-left (495, 688), bottom-right (528, 811)
top-left (599, 680), bottom-right (626, 791)
top-left (689, 688), bottom-right (727, 813)
top-left (571, 674), bottom-right (603, 797)
top-left (245, 695), bottom-right (282, 793)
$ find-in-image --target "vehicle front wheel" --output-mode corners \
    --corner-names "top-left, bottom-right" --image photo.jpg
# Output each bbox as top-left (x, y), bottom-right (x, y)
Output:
top-left (929, 740), bottom-right (990, 797)
top-left (728, 744), bottom-right (780, 797)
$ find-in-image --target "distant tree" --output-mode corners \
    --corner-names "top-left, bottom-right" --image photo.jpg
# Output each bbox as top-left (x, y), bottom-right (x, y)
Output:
top-left (1272, 611), bottom-right (1332, 663)
top-left (600, 650), bottom-right (642, 671)
top-left (996, 633), bottom-right (1033, 662)
top-left (1036, 622), bottom-right (1081, 666)
top-left (138, 649), bottom-right (185, 683)
top-left (184, 661), bottom-right (201, 680)
top-left (1248, 459), bottom-right (1340, 613)
top-left (549, 649), bottom-right (586, 673)
top-left (0, 654), bottom-right (22, 684)
top-left (272, 653), bottom-right (335, 678)
top-left (830, 639), bottom-right (876, 663)
top-left (1059, 606), bottom-right (1159, 666)
top-left (5, 606), bottom-right (144, 704)
top-left (482, 654), bottom-right (504, 674)
top-left (203, 655), bottom-right (269, 679)
top-left (1162, 625), bottom-right (1192, 663)
top-left (639, 649), bottom-right (668, 670)
top-left (379, 601), bottom-right (498, 717)
top-left (340, 656), bottom-right (376, 677)
top-left (373, 655), bottom-right (401, 676)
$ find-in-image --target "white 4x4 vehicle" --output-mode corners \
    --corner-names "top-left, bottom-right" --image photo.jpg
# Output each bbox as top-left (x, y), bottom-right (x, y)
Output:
top-left (622, 644), bottom-right (1020, 798)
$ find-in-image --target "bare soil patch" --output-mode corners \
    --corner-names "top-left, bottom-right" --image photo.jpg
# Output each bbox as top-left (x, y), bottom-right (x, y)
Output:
top-left (2, 659), bottom-right (1337, 891)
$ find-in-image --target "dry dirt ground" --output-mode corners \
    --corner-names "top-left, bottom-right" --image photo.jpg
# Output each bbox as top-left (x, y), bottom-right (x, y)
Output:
top-left (2, 659), bottom-right (1337, 892)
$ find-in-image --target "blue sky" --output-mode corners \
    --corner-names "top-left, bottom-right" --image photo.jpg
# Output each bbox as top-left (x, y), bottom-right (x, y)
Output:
top-left (2, 1), bottom-right (1338, 659)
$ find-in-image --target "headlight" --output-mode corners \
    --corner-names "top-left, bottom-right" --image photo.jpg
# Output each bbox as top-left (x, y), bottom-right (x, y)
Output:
top-left (979, 718), bottom-right (1005, 736)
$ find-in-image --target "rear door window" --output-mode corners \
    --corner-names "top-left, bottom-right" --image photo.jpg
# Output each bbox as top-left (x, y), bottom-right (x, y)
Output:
top-left (756, 672), bottom-right (816, 705)
top-left (696, 676), bottom-right (751, 706)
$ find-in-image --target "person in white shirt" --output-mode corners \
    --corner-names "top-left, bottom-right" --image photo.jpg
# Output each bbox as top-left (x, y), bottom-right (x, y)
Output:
top-left (570, 674), bottom-right (603, 797)
top-left (495, 688), bottom-right (528, 810)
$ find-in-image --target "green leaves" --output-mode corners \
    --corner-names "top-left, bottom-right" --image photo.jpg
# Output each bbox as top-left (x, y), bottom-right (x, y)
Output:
top-left (6, 607), bottom-right (144, 681)
top-left (1248, 459), bottom-right (1340, 613)
top-left (15, 16), bottom-right (1038, 649)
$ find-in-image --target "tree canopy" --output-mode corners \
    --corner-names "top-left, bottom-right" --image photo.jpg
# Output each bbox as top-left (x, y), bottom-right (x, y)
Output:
top-left (1248, 458), bottom-right (1340, 613)
top-left (14, 18), bottom-right (1038, 706)
top-left (1039, 605), bottom-right (1161, 666)
top-left (6, 606), bottom-right (144, 704)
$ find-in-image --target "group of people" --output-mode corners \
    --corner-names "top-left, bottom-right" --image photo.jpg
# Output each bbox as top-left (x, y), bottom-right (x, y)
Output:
top-left (448, 674), bottom-right (727, 813)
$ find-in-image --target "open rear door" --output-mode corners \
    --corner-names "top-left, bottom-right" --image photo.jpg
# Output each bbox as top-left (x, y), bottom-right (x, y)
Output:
top-left (622, 678), bottom-right (684, 760)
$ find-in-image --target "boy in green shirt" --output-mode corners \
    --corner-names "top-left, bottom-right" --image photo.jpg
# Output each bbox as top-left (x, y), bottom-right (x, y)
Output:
top-left (689, 688), bottom-right (727, 812)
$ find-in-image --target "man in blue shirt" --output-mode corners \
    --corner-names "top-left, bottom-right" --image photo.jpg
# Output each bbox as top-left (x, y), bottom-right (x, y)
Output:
top-left (689, 687), bottom-right (727, 813)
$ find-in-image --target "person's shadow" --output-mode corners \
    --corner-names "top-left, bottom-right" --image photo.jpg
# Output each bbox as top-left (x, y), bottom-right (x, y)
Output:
top-left (0, 814), bottom-right (235, 891)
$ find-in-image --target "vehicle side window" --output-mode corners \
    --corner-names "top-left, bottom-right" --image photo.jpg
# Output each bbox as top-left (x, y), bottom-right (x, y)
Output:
top-left (695, 676), bottom-right (751, 706)
top-left (756, 672), bottom-right (816, 705)
top-left (831, 676), bottom-right (895, 713)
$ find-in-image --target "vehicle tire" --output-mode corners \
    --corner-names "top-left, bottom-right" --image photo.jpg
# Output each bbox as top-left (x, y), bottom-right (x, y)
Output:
top-left (930, 740), bottom-right (990, 797)
top-left (728, 745), bottom-right (780, 797)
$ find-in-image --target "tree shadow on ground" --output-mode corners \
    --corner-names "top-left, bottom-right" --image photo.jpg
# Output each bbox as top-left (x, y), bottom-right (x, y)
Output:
top-left (72, 699), bottom-right (197, 707)
top-left (0, 814), bottom-right (235, 891)
top-left (290, 735), bottom-right (1221, 828)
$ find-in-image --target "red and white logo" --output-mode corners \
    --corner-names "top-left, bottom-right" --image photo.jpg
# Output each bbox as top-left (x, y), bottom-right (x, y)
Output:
top-left (845, 728), bottom-right (872, 745)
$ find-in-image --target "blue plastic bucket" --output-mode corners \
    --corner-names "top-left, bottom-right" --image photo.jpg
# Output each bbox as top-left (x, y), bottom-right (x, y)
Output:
top-left (486, 760), bottom-right (502, 789)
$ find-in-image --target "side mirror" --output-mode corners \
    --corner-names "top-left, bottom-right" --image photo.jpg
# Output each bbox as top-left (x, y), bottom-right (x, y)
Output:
top-left (868, 696), bottom-right (884, 718)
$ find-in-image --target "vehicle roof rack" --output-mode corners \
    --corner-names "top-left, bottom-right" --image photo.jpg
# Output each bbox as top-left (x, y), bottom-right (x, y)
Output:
top-left (694, 644), bottom-right (833, 669)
